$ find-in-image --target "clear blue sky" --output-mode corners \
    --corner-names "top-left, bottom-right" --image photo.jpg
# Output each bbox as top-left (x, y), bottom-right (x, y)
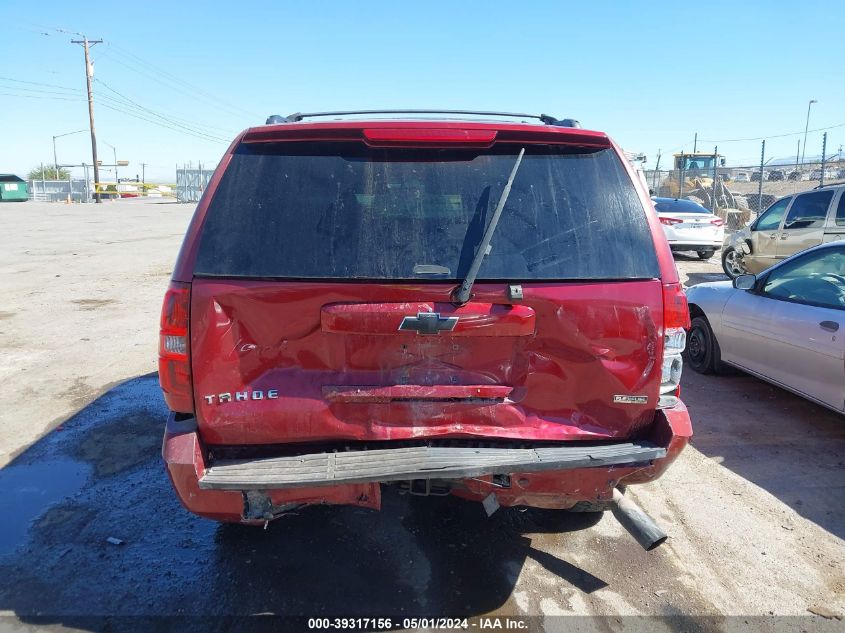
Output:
top-left (1, 0), bottom-right (842, 182)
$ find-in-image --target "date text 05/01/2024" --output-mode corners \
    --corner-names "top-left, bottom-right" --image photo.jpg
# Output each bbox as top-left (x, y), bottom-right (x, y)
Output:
top-left (306, 617), bottom-right (528, 630)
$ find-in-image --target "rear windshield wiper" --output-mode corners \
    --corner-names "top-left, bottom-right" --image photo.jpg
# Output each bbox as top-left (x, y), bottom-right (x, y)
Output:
top-left (452, 147), bottom-right (525, 305)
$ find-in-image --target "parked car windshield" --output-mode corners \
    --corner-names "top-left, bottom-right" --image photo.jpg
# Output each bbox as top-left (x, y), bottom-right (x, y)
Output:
top-left (195, 142), bottom-right (659, 281)
top-left (763, 247), bottom-right (845, 309)
top-left (754, 197), bottom-right (791, 231)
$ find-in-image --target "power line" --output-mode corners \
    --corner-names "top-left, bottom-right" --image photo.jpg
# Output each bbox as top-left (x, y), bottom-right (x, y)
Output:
top-left (666, 140), bottom-right (695, 154)
top-left (93, 78), bottom-right (232, 141)
top-left (0, 72), bottom-right (235, 139)
top-left (699, 122), bottom-right (844, 143)
top-left (0, 87), bottom-right (230, 143)
top-left (95, 93), bottom-right (229, 140)
top-left (55, 26), bottom-right (85, 38)
top-left (96, 46), bottom-right (258, 121)
top-left (93, 77), bottom-right (236, 138)
top-left (17, 22), bottom-right (258, 123)
top-left (96, 100), bottom-right (228, 144)
top-left (103, 41), bottom-right (260, 119)
top-left (95, 48), bottom-right (250, 122)
top-left (97, 100), bottom-right (229, 143)
top-left (0, 85), bottom-right (82, 97)
top-left (0, 76), bottom-right (82, 92)
top-left (0, 91), bottom-right (84, 102)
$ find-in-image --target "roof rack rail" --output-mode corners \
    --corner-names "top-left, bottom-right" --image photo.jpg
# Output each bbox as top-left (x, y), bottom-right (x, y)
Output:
top-left (265, 110), bottom-right (581, 128)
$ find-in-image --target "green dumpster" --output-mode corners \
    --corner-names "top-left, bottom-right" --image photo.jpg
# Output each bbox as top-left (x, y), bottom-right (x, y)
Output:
top-left (0, 174), bottom-right (28, 202)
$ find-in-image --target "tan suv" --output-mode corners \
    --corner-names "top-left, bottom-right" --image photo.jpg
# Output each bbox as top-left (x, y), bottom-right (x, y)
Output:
top-left (722, 184), bottom-right (845, 278)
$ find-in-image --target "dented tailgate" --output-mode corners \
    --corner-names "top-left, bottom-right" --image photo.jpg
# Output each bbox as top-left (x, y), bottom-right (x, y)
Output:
top-left (191, 279), bottom-right (663, 445)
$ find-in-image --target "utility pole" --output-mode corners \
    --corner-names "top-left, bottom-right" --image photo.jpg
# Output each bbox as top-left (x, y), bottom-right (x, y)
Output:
top-left (71, 36), bottom-right (103, 202)
top-left (652, 150), bottom-right (661, 191)
top-left (679, 152), bottom-right (685, 199)
top-left (140, 163), bottom-right (147, 184)
top-left (800, 99), bottom-right (817, 167)
top-left (820, 132), bottom-right (827, 187)
top-left (712, 146), bottom-right (718, 212)
top-left (757, 140), bottom-right (765, 214)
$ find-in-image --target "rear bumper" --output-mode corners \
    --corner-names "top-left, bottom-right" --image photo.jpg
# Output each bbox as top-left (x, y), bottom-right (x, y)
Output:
top-left (199, 442), bottom-right (667, 490)
top-left (668, 240), bottom-right (722, 249)
top-left (162, 402), bottom-right (692, 522)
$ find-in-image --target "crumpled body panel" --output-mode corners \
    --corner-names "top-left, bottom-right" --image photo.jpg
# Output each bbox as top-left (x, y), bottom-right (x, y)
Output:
top-left (190, 279), bottom-right (663, 446)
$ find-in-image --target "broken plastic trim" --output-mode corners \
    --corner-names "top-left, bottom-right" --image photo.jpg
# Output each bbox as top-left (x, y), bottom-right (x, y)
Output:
top-left (242, 490), bottom-right (305, 521)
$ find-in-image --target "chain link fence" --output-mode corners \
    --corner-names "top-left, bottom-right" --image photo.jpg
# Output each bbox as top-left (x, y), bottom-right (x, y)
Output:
top-left (175, 164), bottom-right (215, 202)
top-left (644, 157), bottom-right (845, 232)
top-left (27, 179), bottom-right (90, 202)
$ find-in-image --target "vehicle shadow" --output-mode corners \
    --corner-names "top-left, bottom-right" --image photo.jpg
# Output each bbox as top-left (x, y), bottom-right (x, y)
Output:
top-left (0, 373), bottom-right (609, 626)
top-left (671, 252), bottom-right (702, 262)
top-left (681, 368), bottom-right (845, 540)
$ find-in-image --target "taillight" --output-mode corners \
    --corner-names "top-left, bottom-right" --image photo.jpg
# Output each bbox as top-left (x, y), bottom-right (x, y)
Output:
top-left (660, 283), bottom-right (690, 408)
top-left (363, 128), bottom-right (497, 147)
top-left (659, 217), bottom-right (683, 226)
top-left (159, 281), bottom-right (193, 413)
top-left (710, 218), bottom-right (725, 227)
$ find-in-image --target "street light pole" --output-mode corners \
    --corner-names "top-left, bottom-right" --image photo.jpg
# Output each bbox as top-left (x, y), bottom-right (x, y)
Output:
top-left (102, 141), bottom-right (118, 185)
top-left (801, 99), bottom-right (817, 166)
top-left (52, 129), bottom-right (87, 180)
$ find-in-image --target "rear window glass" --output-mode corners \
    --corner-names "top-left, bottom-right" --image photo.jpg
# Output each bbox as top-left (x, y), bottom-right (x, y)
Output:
top-left (653, 198), bottom-right (710, 214)
top-left (195, 142), bottom-right (659, 281)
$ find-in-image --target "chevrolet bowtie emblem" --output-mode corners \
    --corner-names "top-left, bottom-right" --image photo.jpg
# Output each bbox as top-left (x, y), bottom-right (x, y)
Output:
top-left (398, 312), bottom-right (459, 335)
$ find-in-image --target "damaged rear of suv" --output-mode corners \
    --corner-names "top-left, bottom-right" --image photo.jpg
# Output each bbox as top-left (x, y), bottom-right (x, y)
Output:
top-left (160, 110), bottom-right (692, 549)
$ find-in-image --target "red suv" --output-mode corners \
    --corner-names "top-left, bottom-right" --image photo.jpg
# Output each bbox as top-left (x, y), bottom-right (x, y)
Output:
top-left (160, 110), bottom-right (691, 549)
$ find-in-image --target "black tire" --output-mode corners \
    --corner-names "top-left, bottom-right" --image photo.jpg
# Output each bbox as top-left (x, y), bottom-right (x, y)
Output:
top-left (697, 249), bottom-right (716, 260)
top-left (566, 499), bottom-right (613, 512)
top-left (721, 247), bottom-right (747, 279)
top-left (684, 315), bottom-right (723, 375)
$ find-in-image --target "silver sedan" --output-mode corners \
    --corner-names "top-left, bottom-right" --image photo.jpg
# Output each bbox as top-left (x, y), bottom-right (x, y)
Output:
top-left (685, 242), bottom-right (845, 413)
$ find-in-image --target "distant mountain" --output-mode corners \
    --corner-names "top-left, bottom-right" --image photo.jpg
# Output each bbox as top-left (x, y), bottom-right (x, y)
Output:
top-left (766, 154), bottom-right (841, 167)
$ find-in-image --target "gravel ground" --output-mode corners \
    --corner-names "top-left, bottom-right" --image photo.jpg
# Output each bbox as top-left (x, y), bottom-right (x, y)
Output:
top-left (728, 178), bottom-right (845, 199)
top-left (0, 201), bottom-right (842, 631)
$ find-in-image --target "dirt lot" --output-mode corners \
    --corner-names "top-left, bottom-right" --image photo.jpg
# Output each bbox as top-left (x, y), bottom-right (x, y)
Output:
top-left (0, 201), bottom-right (843, 631)
top-left (728, 177), bottom-right (845, 199)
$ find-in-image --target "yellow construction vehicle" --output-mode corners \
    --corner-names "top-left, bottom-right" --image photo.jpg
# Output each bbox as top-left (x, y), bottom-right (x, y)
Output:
top-left (659, 151), bottom-right (725, 197)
